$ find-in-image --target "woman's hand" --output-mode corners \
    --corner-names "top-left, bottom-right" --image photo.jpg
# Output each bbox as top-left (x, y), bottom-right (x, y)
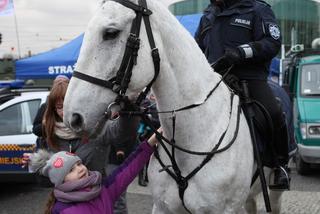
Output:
top-left (21, 153), bottom-right (32, 168)
top-left (147, 127), bottom-right (162, 147)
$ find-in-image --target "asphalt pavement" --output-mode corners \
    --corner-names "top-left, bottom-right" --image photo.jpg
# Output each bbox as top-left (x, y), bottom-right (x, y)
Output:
top-left (1, 162), bottom-right (320, 214)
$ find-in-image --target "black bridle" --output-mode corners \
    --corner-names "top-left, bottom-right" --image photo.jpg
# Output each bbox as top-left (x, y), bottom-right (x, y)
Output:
top-left (71, 1), bottom-right (241, 213)
top-left (73, 0), bottom-right (160, 106)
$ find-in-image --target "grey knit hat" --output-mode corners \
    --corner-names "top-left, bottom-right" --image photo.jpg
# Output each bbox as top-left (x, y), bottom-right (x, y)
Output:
top-left (29, 150), bottom-right (81, 187)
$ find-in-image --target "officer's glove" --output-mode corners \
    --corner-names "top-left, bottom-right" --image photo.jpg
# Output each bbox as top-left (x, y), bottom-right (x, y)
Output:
top-left (225, 47), bottom-right (244, 64)
top-left (212, 47), bottom-right (244, 73)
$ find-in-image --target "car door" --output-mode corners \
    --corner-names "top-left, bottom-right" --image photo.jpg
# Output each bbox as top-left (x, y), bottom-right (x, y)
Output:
top-left (0, 99), bottom-right (41, 172)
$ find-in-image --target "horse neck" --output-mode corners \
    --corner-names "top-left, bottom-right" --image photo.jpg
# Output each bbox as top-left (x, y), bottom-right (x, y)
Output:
top-left (145, 2), bottom-right (234, 163)
top-left (150, 5), bottom-right (221, 111)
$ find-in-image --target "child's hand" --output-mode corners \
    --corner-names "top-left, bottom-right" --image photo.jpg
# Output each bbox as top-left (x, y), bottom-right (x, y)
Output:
top-left (147, 127), bottom-right (162, 147)
top-left (22, 153), bottom-right (32, 168)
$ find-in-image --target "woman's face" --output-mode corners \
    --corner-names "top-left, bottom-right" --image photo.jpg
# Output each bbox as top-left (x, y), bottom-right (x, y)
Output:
top-left (55, 98), bottom-right (64, 119)
top-left (64, 161), bottom-right (89, 183)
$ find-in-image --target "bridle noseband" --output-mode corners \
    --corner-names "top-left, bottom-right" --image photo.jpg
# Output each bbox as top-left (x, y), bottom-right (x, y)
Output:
top-left (73, 0), bottom-right (160, 108)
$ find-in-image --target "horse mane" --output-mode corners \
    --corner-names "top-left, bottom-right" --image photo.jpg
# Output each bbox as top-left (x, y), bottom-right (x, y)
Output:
top-left (150, 0), bottom-right (210, 67)
top-left (144, 0), bottom-right (221, 108)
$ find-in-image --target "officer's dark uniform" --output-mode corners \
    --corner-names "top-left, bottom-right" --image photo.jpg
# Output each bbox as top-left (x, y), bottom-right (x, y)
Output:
top-left (195, 0), bottom-right (289, 189)
top-left (195, 0), bottom-right (281, 80)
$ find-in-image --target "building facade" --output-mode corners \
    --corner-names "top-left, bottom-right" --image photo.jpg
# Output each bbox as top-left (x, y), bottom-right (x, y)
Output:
top-left (169, 0), bottom-right (320, 51)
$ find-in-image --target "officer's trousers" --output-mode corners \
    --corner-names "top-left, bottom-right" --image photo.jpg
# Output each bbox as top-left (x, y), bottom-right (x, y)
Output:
top-left (246, 79), bottom-right (289, 166)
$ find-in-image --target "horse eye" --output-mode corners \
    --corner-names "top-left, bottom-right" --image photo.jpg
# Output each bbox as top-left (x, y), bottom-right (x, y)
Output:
top-left (103, 28), bottom-right (120, 40)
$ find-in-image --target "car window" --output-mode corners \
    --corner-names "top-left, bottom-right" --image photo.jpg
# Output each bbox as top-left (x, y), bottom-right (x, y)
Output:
top-left (301, 64), bottom-right (320, 96)
top-left (28, 99), bottom-right (41, 121)
top-left (0, 99), bottom-right (41, 136)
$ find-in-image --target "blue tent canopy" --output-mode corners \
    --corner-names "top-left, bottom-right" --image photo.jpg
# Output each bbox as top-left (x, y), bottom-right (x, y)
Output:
top-left (15, 14), bottom-right (202, 80)
top-left (269, 57), bottom-right (280, 76)
top-left (176, 13), bottom-right (202, 36)
top-left (15, 34), bottom-right (83, 80)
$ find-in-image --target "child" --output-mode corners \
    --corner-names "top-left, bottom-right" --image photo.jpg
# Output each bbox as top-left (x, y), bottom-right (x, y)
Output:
top-left (29, 130), bottom-right (161, 214)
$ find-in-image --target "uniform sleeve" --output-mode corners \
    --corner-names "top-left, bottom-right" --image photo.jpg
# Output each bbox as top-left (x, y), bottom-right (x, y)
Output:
top-left (238, 5), bottom-right (281, 62)
top-left (101, 141), bottom-right (155, 203)
top-left (194, 15), bottom-right (209, 53)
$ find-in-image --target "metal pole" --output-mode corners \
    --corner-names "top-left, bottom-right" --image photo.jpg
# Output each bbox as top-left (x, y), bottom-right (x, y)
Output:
top-left (12, 0), bottom-right (21, 59)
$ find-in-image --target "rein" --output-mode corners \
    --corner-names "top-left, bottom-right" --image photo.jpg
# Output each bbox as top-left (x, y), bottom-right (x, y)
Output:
top-left (120, 66), bottom-right (234, 156)
top-left (133, 93), bottom-right (241, 213)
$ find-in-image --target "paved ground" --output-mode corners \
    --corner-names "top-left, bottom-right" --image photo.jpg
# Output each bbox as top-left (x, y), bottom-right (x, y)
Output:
top-left (255, 163), bottom-right (320, 214)
top-left (127, 177), bottom-right (153, 213)
top-left (127, 160), bottom-right (320, 214)
top-left (0, 161), bottom-right (320, 214)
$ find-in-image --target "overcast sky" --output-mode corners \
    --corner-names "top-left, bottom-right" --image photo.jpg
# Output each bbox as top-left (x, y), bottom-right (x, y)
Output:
top-left (0, 0), bottom-right (99, 58)
top-left (0, 0), bottom-right (177, 59)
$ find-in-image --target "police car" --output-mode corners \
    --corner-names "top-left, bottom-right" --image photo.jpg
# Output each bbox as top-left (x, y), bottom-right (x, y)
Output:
top-left (0, 87), bottom-right (48, 182)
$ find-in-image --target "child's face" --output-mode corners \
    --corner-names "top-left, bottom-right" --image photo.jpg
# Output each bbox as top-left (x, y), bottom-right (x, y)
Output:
top-left (64, 161), bottom-right (89, 183)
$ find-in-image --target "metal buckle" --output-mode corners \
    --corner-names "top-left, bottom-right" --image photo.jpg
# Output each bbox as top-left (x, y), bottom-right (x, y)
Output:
top-left (105, 102), bottom-right (121, 121)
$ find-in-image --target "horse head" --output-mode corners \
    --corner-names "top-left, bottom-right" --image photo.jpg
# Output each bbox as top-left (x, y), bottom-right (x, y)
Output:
top-left (64, 0), bottom-right (164, 136)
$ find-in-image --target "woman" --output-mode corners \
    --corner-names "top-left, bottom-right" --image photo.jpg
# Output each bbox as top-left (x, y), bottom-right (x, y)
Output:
top-left (32, 75), bottom-right (70, 148)
top-left (25, 79), bottom-right (139, 175)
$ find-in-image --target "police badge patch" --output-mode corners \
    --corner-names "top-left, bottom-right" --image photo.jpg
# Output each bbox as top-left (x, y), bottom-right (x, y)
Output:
top-left (269, 24), bottom-right (280, 40)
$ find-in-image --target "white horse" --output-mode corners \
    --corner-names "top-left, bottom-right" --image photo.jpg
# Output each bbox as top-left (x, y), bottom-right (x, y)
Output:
top-left (63, 0), bottom-right (282, 213)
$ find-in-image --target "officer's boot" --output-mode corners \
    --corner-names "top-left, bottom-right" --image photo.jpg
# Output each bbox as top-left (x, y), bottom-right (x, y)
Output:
top-left (269, 123), bottom-right (290, 190)
top-left (271, 163), bottom-right (290, 190)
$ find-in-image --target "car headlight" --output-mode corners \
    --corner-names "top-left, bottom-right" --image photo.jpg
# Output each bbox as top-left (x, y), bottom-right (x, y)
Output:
top-left (309, 126), bottom-right (320, 135)
top-left (300, 123), bottom-right (307, 139)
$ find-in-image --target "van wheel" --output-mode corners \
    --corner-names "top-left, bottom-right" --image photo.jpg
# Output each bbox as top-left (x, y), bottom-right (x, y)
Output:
top-left (296, 154), bottom-right (310, 175)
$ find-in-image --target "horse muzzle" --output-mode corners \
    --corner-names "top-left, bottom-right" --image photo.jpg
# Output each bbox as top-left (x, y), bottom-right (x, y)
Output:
top-left (70, 113), bottom-right (84, 133)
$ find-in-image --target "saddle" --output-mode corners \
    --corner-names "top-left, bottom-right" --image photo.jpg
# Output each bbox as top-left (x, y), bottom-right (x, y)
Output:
top-left (223, 74), bottom-right (287, 168)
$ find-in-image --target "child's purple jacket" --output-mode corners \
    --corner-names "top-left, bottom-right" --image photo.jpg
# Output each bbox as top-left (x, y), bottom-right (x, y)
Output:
top-left (52, 141), bottom-right (154, 214)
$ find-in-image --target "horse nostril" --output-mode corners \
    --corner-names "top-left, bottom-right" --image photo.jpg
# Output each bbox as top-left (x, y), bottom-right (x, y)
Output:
top-left (70, 113), bottom-right (83, 130)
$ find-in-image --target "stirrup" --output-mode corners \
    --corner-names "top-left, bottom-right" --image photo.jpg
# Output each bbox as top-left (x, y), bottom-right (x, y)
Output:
top-left (268, 166), bottom-right (290, 191)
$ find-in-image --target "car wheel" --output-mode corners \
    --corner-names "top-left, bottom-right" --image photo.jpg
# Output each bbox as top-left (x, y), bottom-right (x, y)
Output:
top-left (296, 154), bottom-right (310, 175)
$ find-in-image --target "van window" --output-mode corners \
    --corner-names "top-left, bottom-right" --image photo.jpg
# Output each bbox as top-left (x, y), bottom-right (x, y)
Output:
top-left (300, 64), bottom-right (320, 96)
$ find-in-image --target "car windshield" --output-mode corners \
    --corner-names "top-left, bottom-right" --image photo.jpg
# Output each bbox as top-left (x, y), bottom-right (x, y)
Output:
top-left (300, 64), bottom-right (320, 96)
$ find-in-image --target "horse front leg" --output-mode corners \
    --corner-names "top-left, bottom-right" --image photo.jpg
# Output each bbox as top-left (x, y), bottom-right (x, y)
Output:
top-left (152, 204), bottom-right (175, 214)
top-left (269, 190), bottom-right (283, 214)
top-left (245, 179), bottom-right (260, 214)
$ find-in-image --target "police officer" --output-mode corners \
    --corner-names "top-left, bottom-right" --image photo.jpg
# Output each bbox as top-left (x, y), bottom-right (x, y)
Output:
top-left (195, 0), bottom-right (289, 190)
